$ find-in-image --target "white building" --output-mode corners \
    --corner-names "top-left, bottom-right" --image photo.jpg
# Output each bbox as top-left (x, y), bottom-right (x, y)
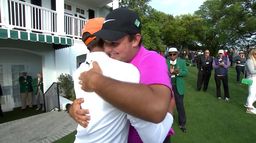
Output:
top-left (0, 0), bottom-right (119, 111)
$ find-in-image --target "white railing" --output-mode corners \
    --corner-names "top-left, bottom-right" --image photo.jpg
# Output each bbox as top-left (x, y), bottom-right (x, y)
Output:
top-left (64, 14), bottom-right (87, 38)
top-left (5, 0), bottom-right (57, 34)
top-left (0, 0), bottom-right (87, 38)
top-left (0, 0), bottom-right (4, 26)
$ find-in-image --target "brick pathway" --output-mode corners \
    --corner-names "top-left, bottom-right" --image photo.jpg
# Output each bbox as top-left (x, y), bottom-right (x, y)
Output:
top-left (0, 111), bottom-right (77, 143)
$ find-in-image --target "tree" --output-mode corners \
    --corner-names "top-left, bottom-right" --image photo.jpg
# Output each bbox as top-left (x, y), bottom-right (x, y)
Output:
top-left (196, 0), bottom-right (256, 51)
top-left (161, 14), bottom-right (206, 51)
top-left (57, 74), bottom-right (75, 101)
top-left (119, 0), bottom-right (167, 52)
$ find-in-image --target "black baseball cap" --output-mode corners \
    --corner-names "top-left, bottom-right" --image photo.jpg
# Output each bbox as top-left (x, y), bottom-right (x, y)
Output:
top-left (95, 7), bottom-right (142, 41)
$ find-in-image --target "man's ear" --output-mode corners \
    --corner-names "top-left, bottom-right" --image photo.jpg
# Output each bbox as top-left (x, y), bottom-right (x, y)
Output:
top-left (132, 34), bottom-right (141, 47)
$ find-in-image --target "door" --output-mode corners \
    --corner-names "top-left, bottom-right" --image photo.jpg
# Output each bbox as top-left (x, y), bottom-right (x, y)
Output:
top-left (12, 65), bottom-right (25, 108)
top-left (0, 64), bottom-right (25, 112)
top-left (88, 9), bottom-right (95, 19)
top-left (0, 64), bottom-right (15, 111)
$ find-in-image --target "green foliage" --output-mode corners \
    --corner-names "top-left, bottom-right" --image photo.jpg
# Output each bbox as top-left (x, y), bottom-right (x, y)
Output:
top-left (142, 9), bottom-right (168, 51)
top-left (196, 0), bottom-right (256, 49)
top-left (119, 0), bottom-right (256, 52)
top-left (57, 74), bottom-right (75, 101)
top-left (120, 0), bottom-right (166, 52)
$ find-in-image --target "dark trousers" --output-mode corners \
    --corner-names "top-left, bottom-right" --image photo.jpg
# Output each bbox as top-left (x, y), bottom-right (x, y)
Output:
top-left (235, 66), bottom-right (245, 82)
top-left (173, 86), bottom-right (186, 127)
top-left (214, 75), bottom-right (230, 98)
top-left (197, 70), bottom-right (211, 91)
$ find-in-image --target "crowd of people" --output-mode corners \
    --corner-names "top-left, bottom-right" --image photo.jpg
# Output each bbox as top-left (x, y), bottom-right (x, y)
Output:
top-left (188, 47), bottom-right (256, 114)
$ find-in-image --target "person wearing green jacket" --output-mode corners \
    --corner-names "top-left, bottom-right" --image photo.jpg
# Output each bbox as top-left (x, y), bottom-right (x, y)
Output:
top-left (19, 72), bottom-right (33, 110)
top-left (167, 47), bottom-right (188, 133)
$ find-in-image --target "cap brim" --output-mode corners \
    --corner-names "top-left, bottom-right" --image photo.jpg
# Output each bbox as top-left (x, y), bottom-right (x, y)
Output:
top-left (168, 50), bottom-right (178, 53)
top-left (95, 29), bottom-right (127, 41)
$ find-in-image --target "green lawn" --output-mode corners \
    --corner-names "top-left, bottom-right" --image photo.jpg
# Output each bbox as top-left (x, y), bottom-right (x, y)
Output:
top-left (172, 66), bottom-right (256, 143)
top-left (0, 106), bottom-right (44, 124)
top-left (55, 66), bottom-right (256, 143)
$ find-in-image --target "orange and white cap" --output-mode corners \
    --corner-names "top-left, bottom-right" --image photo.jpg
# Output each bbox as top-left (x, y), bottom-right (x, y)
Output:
top-left (81, 17), bottom-right (104, 47)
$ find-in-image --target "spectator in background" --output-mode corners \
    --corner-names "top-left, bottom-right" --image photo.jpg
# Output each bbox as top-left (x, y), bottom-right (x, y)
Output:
top-left (35, 72), bottom-right (44, 111)
top-left (245, 48), bottom-right (256, 114)
top-left (224, 49), bottom-right (229, 57)
top-left (213, 49), bottom-right (231, 101)
top-left (229, 48), bottom-right (234, 67)
top-left (166, 47), bottom-right (188, 133)
top-left (194, 50), bottom-right (203, 68)
top-left (233, 50), bottom-right (247, 83)
top-left (19, 72), bottom-right (33, 110)
top-left (0, 83), bottom-right (3, 117)
top-left (196, 49), bottom-right (213, 91)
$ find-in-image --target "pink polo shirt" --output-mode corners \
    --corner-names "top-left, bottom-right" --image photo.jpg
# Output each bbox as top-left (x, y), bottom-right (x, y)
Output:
top-left (131, 46), bottom-right (171, 88)
top-left (129, 45), bottom-right (171, 143)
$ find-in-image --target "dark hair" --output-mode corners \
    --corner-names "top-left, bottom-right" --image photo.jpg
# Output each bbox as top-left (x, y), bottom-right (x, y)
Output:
top-left (88, 38), bottom-right (104, 51)
top-left (128, 34), bottom-right (142, 46)
top-left (82, 31), bottom-right (104, 51)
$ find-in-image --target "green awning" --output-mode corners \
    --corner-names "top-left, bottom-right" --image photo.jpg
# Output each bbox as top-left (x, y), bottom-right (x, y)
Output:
top-left (0, 28), bottom-right (73, 47)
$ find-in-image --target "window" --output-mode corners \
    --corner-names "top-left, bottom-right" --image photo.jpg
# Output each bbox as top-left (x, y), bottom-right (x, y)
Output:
top-left (64, 4), bottom-right (72, 11)
top-left (81, 9), bottom-right (85, 15)
top-left (76, 8), bottom-right (85, 15)
top-left (88, 9), bottom-right (95, 19)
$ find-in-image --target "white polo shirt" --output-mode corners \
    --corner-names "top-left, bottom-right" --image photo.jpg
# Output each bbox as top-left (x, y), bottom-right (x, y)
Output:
top-left (73, 52), bottom-right (140, 143)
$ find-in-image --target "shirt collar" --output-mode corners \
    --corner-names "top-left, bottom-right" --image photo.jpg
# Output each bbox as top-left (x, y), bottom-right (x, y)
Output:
top-left (170, 59), bottom-right (177, 65)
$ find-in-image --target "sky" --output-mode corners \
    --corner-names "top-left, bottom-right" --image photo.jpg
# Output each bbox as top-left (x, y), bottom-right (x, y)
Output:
top-left (149, 0), bottom-right (206, 16)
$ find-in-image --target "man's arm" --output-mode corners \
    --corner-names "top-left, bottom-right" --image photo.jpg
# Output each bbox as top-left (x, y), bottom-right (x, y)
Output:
top-left (79, 62), bottom-right (171, 123)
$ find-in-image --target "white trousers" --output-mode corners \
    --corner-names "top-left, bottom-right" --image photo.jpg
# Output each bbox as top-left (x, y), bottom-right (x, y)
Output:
top-left (246, 76), bottom-right (256, 108)
top-left (21, 92), bottom-right (32, 109)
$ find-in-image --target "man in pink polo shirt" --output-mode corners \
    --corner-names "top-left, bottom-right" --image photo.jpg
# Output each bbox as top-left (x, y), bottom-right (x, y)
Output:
top-left (71, 8), bottom-right (174, 143)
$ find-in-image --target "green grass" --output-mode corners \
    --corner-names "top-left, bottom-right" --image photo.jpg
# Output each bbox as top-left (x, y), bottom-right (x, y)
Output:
top-left (53, 131), bottom-right (76, 143)
top-left (55, 66), bottom-right (256, 143)
top-left (172, 66), bottom-right (256, 143)
top-left (0, 106), bottom-right (44, 124)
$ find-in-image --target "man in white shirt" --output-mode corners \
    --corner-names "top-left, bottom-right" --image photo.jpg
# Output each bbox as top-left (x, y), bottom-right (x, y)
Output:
top-left (73, 17), bottom-right (140, 143)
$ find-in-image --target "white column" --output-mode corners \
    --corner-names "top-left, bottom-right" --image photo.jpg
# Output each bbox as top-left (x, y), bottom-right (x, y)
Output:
top-left (1, 0), bottom-right (10, 27)
top-left (43, 52), bottom-right (57, 91)
top-left (25, 4), bottom-right (32, 32)
top-left (56, 0), bottom-right (65, 35)
top-left (112, 0), bottom-right (119, 10)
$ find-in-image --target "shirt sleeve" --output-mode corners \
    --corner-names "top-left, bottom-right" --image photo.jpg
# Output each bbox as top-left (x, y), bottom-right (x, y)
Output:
top-left (137, 53), bottom-right (171, 89)
top-left (246, 59), bottom-right (256, 75)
